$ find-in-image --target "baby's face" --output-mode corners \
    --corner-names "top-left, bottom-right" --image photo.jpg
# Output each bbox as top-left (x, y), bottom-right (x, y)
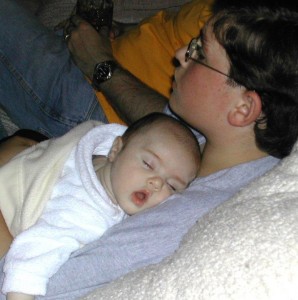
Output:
top-left (108, 125), bottom-right (199, 215)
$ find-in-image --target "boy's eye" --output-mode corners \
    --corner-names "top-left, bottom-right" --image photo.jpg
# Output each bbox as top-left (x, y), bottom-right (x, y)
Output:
top-left (196, 37), bottom-right (206, 61)
top-left (196, 46), bottom-right (206, 61)
top-left (198, 51), bottom-right (206, 61)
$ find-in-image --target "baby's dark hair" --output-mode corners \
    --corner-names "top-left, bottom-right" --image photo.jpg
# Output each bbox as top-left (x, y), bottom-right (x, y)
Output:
top-left (121, 112), bottom-right (201, 160)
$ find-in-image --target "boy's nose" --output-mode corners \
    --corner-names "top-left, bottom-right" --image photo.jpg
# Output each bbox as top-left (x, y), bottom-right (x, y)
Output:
top-left (175, 45), bottom-right (188, 67)
top-left (147, 176), bottom-right (163, 192)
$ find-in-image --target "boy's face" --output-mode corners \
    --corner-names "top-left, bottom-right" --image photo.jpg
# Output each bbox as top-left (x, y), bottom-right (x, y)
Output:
top-left (108, 124), bottom-right (199, 215)
top-left (169, 22), bottom-right (244, 136)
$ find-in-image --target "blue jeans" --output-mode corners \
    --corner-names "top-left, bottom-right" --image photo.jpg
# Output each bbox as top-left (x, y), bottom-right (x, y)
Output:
top-left (0, 0), bottom-right (107, 139)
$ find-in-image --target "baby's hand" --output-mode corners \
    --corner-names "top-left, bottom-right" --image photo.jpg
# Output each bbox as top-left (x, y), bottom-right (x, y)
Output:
top-left (6, 292), bottom-right (34, 300)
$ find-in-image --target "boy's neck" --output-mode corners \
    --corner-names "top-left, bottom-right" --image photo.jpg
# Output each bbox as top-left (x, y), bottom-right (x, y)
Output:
top-left (198, 141), bottom-right (268, 177)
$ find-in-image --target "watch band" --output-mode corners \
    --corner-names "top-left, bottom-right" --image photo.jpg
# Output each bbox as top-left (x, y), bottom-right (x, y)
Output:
top-left (92, 60), bottom-right (118, 91)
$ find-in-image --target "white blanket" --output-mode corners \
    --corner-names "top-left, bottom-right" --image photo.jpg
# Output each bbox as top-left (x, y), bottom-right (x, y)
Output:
top-left (0, 121), bottom-right (100, 236)
top-left (81, 141), bottom-right (298, 299)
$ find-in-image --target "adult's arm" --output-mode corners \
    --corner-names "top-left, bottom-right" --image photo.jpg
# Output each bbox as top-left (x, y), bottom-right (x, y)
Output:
top-left (0, 136), bottom-right (36, 259)
top-left (67, 18), bottom-right (167, 124)
top-left (0, 211), bottom-right (12, 259)
top-left (0, 136), bottom-right (37, 168)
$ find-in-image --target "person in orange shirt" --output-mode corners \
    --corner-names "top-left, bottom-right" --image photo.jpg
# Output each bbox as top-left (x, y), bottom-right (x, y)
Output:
top-left (101, 0), bottom-right (214, 123)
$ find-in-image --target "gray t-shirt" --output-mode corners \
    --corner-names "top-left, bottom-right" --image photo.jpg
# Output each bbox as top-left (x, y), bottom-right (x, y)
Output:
top-left (0, 155), bottom-right (279, 299)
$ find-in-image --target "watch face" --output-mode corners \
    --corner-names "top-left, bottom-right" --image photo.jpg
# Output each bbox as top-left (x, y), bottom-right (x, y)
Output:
top-left (96, 63), bottom-right (112, 80)
top-left (97, 63), bottom-right (112, 80)
top-left (93, 60), bottom-right (116, 90)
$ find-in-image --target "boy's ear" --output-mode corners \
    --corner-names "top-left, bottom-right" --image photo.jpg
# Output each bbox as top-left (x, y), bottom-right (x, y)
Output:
top-left (228, 90), bottom-right (262, 127)
top-left (108, 136), bottom-right (123, 162)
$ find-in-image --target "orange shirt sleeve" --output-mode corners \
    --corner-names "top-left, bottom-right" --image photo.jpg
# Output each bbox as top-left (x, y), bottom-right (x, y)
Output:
top-left (96, 0), bottom-right (214, 124)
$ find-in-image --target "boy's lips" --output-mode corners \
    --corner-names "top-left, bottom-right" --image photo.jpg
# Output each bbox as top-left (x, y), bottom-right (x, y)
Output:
top-left (131, 190), bottom-right (150, 207)
top-left (172, 79), bottom-right (177, 89)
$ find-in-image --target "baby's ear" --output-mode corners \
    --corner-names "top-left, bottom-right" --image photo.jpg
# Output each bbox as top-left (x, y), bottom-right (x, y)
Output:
top-left (108, 136), bottom-right (123, 162)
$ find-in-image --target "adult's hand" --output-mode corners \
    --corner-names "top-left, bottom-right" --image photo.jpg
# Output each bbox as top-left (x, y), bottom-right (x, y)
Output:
top-left (65, 16), bottom-right (167, 124)
top-left (66, 16), bottom-right (114, 80)
top-left (0, 210), bottom-right (12, 258)
top-left (0, 136), bottom-right (37, 167)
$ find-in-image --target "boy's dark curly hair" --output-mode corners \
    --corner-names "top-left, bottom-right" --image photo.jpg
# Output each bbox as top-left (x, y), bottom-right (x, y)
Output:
top-left (212, 0), bottom-right (298, 14)
top-left (211, 7), bottom-right (298, 158)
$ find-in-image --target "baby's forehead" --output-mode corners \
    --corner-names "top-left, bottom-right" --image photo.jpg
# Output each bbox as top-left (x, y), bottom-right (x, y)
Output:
top-left (144, 121), bottom-right (198, 145)
top-left (146, 126), bottom-right (199, 155)
top-left (143, 120), bottom-right (187, 135)
top-left (127, 119), bottom-right (199, 152)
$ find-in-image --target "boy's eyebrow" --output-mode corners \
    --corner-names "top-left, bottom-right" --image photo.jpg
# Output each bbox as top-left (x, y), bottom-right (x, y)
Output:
top-left (200, 29), bottom-right (208, 49)
top-left (200, 28), bottom-right (211, 57)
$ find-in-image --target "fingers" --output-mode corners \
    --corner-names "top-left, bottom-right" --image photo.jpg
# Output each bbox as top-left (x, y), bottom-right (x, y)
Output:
top-left (70, 14), bottom-right (85, 27)
top-left (63, 15), bottom-right (85, 42)
top-left (99, 26), bottom-right (110, 37)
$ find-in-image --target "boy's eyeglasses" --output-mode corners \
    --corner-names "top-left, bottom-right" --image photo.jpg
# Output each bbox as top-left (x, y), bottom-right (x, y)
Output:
top-left (185, 38), bottom-right (233, 79)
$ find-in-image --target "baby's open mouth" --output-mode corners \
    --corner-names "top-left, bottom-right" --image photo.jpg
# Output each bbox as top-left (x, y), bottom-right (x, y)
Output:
top-left (131, 190), bottom-right (150, 207)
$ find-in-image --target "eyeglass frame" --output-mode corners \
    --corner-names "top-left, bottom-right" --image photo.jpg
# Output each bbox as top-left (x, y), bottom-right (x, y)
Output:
top-left (185, 37), bottom-right (241, 85)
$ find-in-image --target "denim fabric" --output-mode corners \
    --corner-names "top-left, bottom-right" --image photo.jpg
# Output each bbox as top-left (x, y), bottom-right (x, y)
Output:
top-left (0, 0), bottom-right (107, 139)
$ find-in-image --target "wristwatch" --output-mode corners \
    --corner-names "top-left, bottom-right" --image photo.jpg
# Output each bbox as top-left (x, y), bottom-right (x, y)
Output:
top-left (92, 60), bottom-right (118, 90)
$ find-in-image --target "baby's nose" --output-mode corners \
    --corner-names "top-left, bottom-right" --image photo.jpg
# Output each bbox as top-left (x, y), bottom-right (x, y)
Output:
top-left (147, 176), bottom-right (163, 192)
